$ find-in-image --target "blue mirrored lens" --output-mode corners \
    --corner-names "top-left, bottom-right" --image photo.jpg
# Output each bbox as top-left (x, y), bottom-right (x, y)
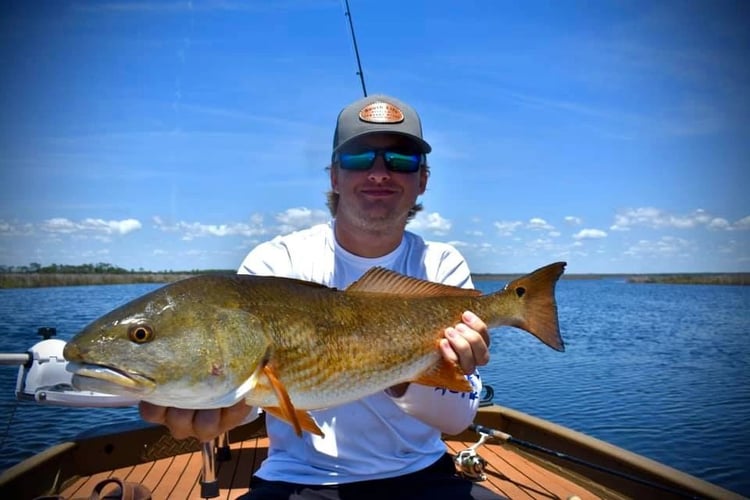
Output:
top-left (338, 150), bottom-right (421, 172)
top-left (383, 152), bottom-right (421, 172)
top-left (339, 151), bottom-right (377, 170)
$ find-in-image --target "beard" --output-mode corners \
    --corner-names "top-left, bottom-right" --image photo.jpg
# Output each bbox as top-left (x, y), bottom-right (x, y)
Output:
top-left (337, 198), bottom-right (412, 235)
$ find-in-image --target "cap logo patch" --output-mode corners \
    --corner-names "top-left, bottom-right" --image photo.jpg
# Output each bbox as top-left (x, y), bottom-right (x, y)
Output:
top-left (358, 102), bottom-right (405, 124)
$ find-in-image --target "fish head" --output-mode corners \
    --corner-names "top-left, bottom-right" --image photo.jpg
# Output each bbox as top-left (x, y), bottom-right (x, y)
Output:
top-left (63, 276), bottom-right (271, 408)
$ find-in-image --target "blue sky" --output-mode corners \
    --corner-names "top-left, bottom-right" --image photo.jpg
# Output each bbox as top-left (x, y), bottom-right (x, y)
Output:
top-left (0, 0), bottom-right (748, 274)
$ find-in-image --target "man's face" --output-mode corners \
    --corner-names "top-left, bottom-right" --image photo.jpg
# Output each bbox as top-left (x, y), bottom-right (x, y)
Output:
top-left (331, 133), bottom-right (428, 232)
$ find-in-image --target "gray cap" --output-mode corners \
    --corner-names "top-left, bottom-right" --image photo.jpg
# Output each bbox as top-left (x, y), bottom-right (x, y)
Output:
top-left (332, 94), bottom-right (432, 156)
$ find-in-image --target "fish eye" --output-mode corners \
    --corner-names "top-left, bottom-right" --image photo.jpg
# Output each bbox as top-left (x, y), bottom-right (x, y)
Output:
top-left (128, 324), bottom-right (154, 344)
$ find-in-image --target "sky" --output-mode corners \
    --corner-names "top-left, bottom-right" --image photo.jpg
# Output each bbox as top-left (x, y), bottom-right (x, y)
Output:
top-left (0, 0), bottom-right (748, 274)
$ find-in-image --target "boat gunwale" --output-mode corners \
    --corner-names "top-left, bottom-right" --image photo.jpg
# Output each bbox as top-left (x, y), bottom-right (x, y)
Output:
top-left (464, 405), bottom-right (743, 500)
top-left (0, 405), bottom-right (743, 499)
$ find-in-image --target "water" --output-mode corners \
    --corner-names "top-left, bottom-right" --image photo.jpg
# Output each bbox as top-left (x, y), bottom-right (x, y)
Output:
top-left (0, 280), bottom-right (748, 496)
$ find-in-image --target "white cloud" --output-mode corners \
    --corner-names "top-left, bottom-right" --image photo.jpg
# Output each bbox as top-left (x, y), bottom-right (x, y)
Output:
top-left (465, 229), bottom-right (484, 237)
top-left (734, 215), bottom-right (750, 230)
top-left (525, 237), bottom-right (557, 253)
top-left (573, 228), bottom-right (608, 240)
top-left (610, 207), bottom-right (744, 231)
top-left (410, 212), bottom-right (452, 235)
top-left (153, 217), bottom-right (266, 240)
top-left (85, 218), bottom-right (141, 235)
top-left (275, 207), bottom-right (329, 234)
top-left (0, 220), bottom-right (34, 236)
top-left (624, 236), bottom-right (691, 257)
top-left (493, 220), bottom-right (523, 235)
top-left (152, 208), bottom-right (329, 241)
top-left (564, 216), bottom-right (583, 225)
top-left (708, 218), bottom-right (730, 230)
top-left (40, 218), bottom-right (78, 234)
top-left (39, 217), bottom-right (142, 235)
top-left (527, 217), bottom-right (554, 231)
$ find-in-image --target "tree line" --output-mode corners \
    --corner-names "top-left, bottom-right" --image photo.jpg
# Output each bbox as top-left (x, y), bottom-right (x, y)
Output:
top-left (2, 262), bottom-right (142, 274)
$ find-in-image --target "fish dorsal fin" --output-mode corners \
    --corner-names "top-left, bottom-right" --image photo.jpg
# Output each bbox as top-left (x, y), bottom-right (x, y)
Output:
top-left (345, 267), bottom-right (481, 298)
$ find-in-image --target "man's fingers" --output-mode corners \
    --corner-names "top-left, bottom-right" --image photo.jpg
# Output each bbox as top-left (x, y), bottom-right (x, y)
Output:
top-left (139, 401), bottom-right (166, 424)
top-left (163, 407), bottom-right (198, 440)
top-left (462, 310), bottom-right (490, 346)
top-left (140, 401), bottom-right (254, 442)
top-left (222, 402), bottom-right (254, 430)
top-left (444, 327), bottom-right (475, 374)
top-left (193, 409), bottom-right (222, 442)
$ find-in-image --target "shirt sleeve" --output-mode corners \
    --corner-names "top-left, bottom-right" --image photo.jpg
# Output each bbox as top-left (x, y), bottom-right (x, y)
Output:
top-left (237, 239), bottom-right (294, 277)
top-left (388, 373), bottom-right (482, 435)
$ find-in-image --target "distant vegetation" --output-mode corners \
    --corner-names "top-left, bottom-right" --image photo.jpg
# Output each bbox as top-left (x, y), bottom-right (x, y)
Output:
top-left (627, 274), bottom-right (749, 286)
top-left (472, 272), bottom-right (749, 286)
top-left (0, 262), bottom-right (231, 289)
top-left (1, 262), bottom-right (133, 275)
top-left (1, 263), bottom-right (747, 288)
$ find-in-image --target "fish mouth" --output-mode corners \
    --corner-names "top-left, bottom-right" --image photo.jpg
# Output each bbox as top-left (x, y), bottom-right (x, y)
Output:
top-left (66, 362), bottom-right (156, 396)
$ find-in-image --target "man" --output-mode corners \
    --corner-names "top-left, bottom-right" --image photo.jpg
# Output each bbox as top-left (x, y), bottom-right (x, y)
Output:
top-left (141, 94), bottom-right (501, 499)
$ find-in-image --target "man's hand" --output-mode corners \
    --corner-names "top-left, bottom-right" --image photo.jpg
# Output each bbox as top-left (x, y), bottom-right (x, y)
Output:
top-left (387, 310), bottom-right (489, 397)
top-left (139, 400), bottom-right (253, 442)
top-left (440, 310), bottom-right (490, 375)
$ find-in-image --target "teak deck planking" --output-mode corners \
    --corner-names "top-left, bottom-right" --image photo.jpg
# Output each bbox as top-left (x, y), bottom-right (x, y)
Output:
top-left (60, 436), bottom-right (599, 499)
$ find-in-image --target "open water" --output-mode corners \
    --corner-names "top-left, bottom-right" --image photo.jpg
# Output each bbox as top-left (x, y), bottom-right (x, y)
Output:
top-left (0, 279), bottom-right (748, 496)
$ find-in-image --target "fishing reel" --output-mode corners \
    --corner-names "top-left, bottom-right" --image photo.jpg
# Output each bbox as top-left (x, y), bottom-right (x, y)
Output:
top-left (453, 432), bottom-right (490, 481)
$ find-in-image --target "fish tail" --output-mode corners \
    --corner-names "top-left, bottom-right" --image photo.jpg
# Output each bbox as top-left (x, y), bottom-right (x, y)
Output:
top-left (488, 262), bottom-right (566, 351)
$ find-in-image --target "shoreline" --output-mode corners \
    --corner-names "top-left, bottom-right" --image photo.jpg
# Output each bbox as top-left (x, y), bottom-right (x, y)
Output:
top-left (0, 273), bottom-right (204, 289)
top-left (1, 271), bottom-right (748, 288)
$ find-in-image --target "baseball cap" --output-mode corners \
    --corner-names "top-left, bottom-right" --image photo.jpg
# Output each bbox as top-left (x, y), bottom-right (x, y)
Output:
top-left (332, 94), bottom-right (432, 157)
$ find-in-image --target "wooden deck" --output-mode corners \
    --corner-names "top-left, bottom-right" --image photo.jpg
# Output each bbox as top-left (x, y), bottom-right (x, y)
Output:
top-left (59, 434), bottom-right (601, 500)
top-left (4, 405), bottom-right (740, 499)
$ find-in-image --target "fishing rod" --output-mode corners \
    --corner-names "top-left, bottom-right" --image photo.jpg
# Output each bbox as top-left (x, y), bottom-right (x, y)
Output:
top-left (342, 0), bottom-right (367, 97)
top-left (468, 423), bottom-right (704, 499)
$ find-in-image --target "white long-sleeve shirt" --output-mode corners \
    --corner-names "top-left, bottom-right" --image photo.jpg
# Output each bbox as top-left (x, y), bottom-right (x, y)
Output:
top-left (237, 221), bottom-right (482, 484)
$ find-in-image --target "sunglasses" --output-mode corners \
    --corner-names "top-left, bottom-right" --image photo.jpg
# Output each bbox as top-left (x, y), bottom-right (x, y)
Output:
top-left (335, 149), bottom-right (424, 173)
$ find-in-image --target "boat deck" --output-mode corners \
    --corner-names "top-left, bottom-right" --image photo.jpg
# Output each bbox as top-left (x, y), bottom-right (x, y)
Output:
top-left (59, 434), bottom-right (601, 499)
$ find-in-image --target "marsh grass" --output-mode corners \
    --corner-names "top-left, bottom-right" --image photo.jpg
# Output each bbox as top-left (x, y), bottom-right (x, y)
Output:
top-left (627, 274), bottom-right (749, 285)
top-left (473, 273), bottom-right (749, 285)
top-left (0, 273), bottom-right (198, 289)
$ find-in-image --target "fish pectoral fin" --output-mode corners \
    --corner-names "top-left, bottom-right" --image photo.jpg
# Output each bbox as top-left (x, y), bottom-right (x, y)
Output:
top-left (264, 406), bottom-right (324, 437)
top-left (261, 365), bottom-right (323, 437)
top-left (412, 357), bottom-right (472, 393)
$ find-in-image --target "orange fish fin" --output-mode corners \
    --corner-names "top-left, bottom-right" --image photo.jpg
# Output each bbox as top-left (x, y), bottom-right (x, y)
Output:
top-left (501, 261), bottom-right (566, 352)
top-left (263, 406), bottom-right (324, 437)
top-left (346, 267), bottom-right (482, 298)
top-left (261, 364), bottom-right (307, 436)
top-left (412, 357), bottom-right (472, 393)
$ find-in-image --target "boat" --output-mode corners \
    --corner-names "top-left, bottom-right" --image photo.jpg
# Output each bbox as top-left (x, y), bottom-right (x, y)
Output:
top-left (1, 328), bottom-right (746, 499)
top-left (0, 401), bottom-right (743, 499)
